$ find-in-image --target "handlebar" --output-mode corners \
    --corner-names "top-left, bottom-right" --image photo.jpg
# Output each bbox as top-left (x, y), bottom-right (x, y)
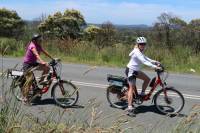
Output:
top-left (49, 58), bottom-right (61, 66)
top-left (155, 64), bottom-right (165, 73)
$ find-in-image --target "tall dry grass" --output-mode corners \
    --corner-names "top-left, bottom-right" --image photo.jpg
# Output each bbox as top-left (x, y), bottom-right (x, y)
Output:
top-left (1, 37), bottom-right (200, 73)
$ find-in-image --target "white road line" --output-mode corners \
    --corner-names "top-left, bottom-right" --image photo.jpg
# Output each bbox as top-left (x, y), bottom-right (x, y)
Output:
top-left (71, 80), bottom-right (200, 100)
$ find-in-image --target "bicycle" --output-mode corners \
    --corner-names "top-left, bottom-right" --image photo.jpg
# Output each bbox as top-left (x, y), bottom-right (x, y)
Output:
top-left (106, 65), bottom-right (185, 115)
top-left (8, 59), bottom-right (79, 107)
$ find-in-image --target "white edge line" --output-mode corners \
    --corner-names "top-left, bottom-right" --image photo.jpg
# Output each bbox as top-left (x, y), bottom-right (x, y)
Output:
top-left (71, 81), bottom-right (200, 100)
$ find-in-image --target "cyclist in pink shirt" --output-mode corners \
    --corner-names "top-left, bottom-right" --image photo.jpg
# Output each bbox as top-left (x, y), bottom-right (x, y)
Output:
top-left (23, 34), bottom-right (53, 84)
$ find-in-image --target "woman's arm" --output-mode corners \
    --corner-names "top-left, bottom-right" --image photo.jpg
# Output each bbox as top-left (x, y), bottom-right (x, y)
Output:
top-left (136, 51), bottom-right (157, 68)
top-left (42, 49), bottom-right (53, 60)
top-left (145, 56), bottom-right (157, 63)
top-left (32, 48), bottom-right (46, 64)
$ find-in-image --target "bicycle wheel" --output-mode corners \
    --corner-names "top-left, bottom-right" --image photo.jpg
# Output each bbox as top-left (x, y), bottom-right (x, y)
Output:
top-left (154, 87), bottom-right (185, 114)
top-left (52, 80), bottom-right (79, 107)
top-left (106, 85), bottom-right (128, 109)
top-left (10, 76), bottom-right (25, 101)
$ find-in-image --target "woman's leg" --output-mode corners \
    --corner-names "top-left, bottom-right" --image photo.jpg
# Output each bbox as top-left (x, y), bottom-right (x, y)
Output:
top-left (128, 83), bottom-right (136, 107)
top-left (37, 64), bottom-right (50, 82)
top-left (127, 78), bottom-right (136, 116)
top-left (137, 71), bottom-right (150, 94)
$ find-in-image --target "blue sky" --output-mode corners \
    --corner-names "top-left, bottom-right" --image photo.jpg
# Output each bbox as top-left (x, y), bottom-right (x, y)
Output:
top-left (1, 0), bottom-right (200, 25)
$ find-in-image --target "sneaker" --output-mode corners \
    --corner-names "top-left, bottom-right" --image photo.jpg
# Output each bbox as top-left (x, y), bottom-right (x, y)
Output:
top-left (140, 92), bottom-right (146, 96)
top-left (126, 108), bottom-right (136, 117)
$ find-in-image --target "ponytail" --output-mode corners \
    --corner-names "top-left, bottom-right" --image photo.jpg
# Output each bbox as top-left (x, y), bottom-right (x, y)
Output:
top-left (134, 43), bottom-right (139, 49)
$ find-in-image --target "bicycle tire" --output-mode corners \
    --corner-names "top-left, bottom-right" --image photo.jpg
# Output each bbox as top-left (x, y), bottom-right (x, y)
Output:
top-left (51, 80), bottom-right (79, 107)
top-left (154, 87), bottom-right (185, 114)
top-left (106, 85), bottom-right (128, 109)
top-left (10, 77), bottom-right (25, 101)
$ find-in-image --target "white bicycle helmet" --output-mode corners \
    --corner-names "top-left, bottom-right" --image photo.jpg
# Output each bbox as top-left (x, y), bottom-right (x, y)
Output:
top-left (136, 37), bottom-right (147, 44)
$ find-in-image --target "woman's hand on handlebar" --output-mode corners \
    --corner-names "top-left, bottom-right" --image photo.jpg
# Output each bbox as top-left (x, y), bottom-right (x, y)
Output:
top-left (154, 61), bottom-right (161, 66)
top-left (41, 61), bottom-right (49, 66)
top-left (155, 66), bottom-right (162, 70)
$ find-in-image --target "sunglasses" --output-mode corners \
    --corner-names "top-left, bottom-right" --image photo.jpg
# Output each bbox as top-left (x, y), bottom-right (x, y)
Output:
top-left (138, 43), bottom-right (146, 46)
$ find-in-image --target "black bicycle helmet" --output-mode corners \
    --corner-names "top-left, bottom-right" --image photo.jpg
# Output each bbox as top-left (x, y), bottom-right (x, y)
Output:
top-left (32, 34), bottom-right (42, 41)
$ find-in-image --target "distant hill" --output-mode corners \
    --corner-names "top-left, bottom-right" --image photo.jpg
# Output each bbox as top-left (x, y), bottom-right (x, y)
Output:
top-left (115, 24), bottom-right (150, 29)
top-left (87, 23), bottom-right (150, 30)
top-left (24, 20), bottom-right (151, 30)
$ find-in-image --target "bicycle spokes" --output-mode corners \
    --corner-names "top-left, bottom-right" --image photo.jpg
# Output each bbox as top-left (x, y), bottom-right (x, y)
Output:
top-left (52, 80), bottom-right (79, 107)
top-left (154, 87), bottom-right (184, 114)
top-left (165, 97), bottom-right (172, 104)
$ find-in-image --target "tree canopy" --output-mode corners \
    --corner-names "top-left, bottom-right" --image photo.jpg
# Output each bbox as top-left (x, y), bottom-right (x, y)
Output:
top-left (0, 8), bottom-right (25, 38)
top-left (38, 9), bottom-right (86, 40)
top-left (84, 22), bottom-right (117, 51)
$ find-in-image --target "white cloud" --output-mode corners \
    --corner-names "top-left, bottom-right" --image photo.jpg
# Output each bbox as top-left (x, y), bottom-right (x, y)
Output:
top-left (1, 0), bottom-right (200, 25)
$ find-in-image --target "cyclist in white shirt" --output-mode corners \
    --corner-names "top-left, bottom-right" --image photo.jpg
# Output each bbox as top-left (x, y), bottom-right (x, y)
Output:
top-left (125, 37), bottom-right (161, 116)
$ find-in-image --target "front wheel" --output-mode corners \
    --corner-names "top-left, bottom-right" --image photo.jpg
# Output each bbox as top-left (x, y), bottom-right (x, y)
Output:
top-left (51, 80), bottom-right (79, 107)
top-left (106, 85), bottom-right (128, 109)
top-left (154, 87), bottom-right (185, 114)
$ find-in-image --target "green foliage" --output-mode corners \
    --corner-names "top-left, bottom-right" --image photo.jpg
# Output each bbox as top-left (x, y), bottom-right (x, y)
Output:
top-left (189, 19), bottom-right (200, 29)
top-left (84, 25), bottom-right (101, 41)
top-left (0, 8), bottom-right (25, 38)
top-left (154, 12), bottom-right (188, 50)
top-left (38, 9), bottom-right (86, 40)
top-left (0, 37), bottom-right (25, 56)
top-left (169, 17), bottom-right (187, 27)
top-left (84, 22), bottom-right (117, 51)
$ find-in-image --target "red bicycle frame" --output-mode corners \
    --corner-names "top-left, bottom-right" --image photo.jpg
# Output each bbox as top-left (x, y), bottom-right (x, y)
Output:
top-left (134, 71), bottom-right (167, 101)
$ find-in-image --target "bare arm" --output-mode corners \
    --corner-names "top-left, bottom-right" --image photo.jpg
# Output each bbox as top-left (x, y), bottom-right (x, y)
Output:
top-left (31, 48), bottom-right (46, 64)
top-left (42, 49), bottom-right (53, 60)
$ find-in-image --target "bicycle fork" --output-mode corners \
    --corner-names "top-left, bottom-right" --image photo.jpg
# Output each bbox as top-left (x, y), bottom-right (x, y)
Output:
top-left (58, 81), bottom-right (66, 96)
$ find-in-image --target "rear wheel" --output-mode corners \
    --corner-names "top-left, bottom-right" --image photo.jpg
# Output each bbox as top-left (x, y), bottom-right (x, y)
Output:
top-left (11, 76), bottom-right (25, 101)
top-left (154, 87), bottom-right (185, 114)
top-left (52, 80), bottom-right (79, 107)
top-left (106, 85), bottom-right (128, 109)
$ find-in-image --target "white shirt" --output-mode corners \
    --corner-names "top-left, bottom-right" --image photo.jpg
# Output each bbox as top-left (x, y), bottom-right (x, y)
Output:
top-left (127, 48), bottom-right (157, 71)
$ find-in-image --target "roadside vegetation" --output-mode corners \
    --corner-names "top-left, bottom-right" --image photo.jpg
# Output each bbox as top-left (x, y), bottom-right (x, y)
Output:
top-left (1, 8), bottom-right (200, 74)
top-left (0, 87), bottom-right (199, 133)
top-left (0, 7), bottom-right (200, 133)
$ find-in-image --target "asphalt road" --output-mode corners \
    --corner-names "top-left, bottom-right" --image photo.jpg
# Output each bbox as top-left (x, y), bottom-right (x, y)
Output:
top-left (1, 57), bottom-right (200, 132)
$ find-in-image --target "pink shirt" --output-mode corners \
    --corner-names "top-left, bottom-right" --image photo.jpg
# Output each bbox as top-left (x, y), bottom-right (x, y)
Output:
top-left (23, 42), bottom-right (43, 64)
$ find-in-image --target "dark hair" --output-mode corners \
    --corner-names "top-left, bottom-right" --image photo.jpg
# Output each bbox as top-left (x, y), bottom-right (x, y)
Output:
top-left (31, 34), bottom-right (42, 41)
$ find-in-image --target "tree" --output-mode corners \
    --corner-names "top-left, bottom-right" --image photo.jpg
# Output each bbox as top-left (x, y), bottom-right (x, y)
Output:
top-left (38, 9), bottom-right (86, 40)
top-left (84, 22), bottom-right (117, 51)
top-left (189, 19), bottom-right (200, 31)
top-left (188, 19), bottom-right (200, 54)
top-left (0, 8), bottom-right (25, 38)
top-left (154, 12), bottom-right (187, 49)
top-left (84, 25), bottom-right (101, 41)
top-left (101, 21), bottom-right (117, 47)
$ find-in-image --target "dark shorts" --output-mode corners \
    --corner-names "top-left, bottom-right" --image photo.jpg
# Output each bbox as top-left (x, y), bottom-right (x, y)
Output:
top-left (23, 62), bottom-right (39, 71)
top-left (125, 67), bottom-right (138, 85)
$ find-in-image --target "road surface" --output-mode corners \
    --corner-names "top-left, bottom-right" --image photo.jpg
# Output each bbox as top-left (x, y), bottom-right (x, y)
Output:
top-left (1, 57), bottom-right (200, 132)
